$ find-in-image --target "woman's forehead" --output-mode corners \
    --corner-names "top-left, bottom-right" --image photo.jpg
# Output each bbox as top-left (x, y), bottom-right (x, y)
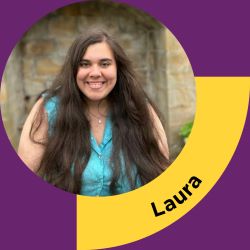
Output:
top-left (82, 42), bottom-right (115, 60)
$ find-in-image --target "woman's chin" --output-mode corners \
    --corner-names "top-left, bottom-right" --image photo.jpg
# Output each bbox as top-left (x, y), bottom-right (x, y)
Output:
top-left (85, 95), bottom-right (108, 104)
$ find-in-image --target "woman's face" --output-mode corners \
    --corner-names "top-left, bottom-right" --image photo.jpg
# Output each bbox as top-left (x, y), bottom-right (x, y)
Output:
top-left (76, 41), bottom-right (117, 104)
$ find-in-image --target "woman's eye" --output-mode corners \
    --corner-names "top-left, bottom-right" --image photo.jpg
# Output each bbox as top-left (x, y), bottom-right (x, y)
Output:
top-left (101, 62), bottom-right (110, 68)
top-left (79, 61), bottom-right (90, 68)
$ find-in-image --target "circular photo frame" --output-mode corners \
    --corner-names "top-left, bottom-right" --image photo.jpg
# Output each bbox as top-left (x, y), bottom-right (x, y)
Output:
top-left (0, 1), bottom-right (249, 250)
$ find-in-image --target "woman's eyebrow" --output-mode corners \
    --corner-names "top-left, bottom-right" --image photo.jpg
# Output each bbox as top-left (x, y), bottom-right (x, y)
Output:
top-left (80, 58), bottom-right (113, 62)
top-left (100, 58), bottom-right (113, 62)
top-left (79, 59), bottom-right (90, 63)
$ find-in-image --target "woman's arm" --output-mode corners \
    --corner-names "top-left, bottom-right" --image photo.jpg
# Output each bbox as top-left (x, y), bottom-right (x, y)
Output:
top-left (148, 105), bottom-right (169, 160)
top-left (18, 98), bottom-right (48, 173)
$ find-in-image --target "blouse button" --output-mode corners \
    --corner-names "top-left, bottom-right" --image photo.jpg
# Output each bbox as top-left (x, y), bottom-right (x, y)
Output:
top-left (98, 154), bottom-right (102, 159)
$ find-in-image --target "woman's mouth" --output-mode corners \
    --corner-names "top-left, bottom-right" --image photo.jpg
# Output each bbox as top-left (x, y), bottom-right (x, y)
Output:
top-left (86, 81), bottom-right (105, 89)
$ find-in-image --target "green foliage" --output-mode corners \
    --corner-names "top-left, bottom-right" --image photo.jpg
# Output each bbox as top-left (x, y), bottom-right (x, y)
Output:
top-left (179, 121), bottom-right (193, 139)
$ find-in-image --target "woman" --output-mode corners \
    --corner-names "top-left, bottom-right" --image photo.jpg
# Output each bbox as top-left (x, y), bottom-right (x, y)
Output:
top-left (18, 31), bottom-right (170, 196)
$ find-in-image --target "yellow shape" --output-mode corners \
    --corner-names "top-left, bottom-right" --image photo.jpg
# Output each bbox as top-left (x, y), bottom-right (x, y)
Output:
top-left (77, 77), bottom-right (250, 249)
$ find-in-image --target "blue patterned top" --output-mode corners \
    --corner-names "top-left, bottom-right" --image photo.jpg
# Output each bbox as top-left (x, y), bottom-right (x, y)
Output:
top-left (43, 96), bottom-right (141, 196)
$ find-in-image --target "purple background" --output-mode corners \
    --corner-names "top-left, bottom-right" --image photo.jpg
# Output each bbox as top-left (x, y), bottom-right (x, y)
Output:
top-left (0, 1), bottom-right (249, 249)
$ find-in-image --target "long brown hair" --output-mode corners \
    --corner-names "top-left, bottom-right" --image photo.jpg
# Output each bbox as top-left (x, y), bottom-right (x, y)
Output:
top-left (31, 31), bottom-right (170, 194)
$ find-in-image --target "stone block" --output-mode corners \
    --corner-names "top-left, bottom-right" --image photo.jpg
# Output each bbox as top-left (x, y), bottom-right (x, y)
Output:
top-left (0, 81), bottom-right (7, 103)
top-left (167, 50), bottom-right (192, 74)
top-left (169, 106), bottom-right (195, 128)
top-left (166, 29), bottom-right (184, 53)
top-left (76, 17), bottom-right (89, 33)
top-left (79, 1), bottom-right (104, 16)
top-left (23, 40), bottom-right (54, 56)
top-left (22, 58), bottom-right (35, 79)
top-left (167, 73), bottom-right (195, 97)
top-left (48, 16), bottom-right (77, 36)
top-left (126, 50), bottom-right (148, 69)
top-left (168, 87), bottom-right (196, 109)
top-left (35, 58), bottom-right (61, 76)
top-left (23, 19), bottom-right (48, 41)
top-left (56, 38), bottom-right (75, 52)
top-left (57, 3), bottom-right (82, 16)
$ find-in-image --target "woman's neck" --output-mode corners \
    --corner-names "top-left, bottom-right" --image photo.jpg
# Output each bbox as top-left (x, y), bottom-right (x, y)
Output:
top-left (86, 99), bottom-right (109, 117)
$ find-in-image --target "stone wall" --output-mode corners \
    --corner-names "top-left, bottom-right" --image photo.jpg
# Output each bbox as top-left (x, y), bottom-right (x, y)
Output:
top-left (1, 0), bottom-right (195, 159)
top-left (1, 46), bottom-right (26, 149)
top-left (166, 30), bottom-right (196, 158)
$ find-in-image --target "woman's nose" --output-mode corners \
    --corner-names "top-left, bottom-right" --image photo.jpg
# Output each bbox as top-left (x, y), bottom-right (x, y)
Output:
top-left (89, 65), bottom-right (101, 77)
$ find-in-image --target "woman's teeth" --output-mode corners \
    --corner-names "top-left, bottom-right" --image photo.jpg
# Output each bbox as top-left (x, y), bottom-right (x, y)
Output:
top-left (87, 81), bottom-right (105, 89)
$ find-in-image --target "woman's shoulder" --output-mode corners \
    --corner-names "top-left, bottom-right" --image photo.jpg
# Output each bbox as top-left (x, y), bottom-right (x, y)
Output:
top-left (42, 93), bottom-right (59, 113)
top-left (41, 93), bottom-right (60, 127)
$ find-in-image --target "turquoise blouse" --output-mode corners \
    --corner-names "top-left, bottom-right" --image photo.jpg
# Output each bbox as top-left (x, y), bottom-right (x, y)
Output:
top-left (43, 96), bottom-right (141, 196)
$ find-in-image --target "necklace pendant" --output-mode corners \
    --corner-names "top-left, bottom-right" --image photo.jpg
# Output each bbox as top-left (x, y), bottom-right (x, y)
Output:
top-left (98, 119), bottom-right (102, 124)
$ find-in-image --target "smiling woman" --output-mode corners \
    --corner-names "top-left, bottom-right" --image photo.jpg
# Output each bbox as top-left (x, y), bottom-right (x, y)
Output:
top-left (17, 31), bottom-right (170, 196)
top-left (76, 42), bottom-right (117, 103)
